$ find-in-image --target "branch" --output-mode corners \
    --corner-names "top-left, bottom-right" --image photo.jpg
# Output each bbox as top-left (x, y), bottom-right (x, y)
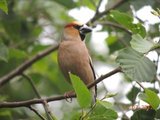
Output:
top-left (88, 67), bottom-right (122, 88)
top-left (95, 0), bottom-right (103, 16)
top-left (22, 74), bottom-right (41, 98)
top-left (136, 81), bottom-right (145, 90)
top-left (88, 0), bottom-right (129, 24)
top-left (28, 106), bottom-right (47, 120)
top-left (0, 67), bottom-right (121, 108)
top-left (96, 21), bottom-right (132, 35)
top-left (0, 44), bottom-right (59, 88)
top-left (22, 73), bottom-right (55, 120)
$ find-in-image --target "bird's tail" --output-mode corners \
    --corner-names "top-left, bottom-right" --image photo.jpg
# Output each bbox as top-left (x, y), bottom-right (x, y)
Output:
top-left (90, 86), bottom-right (97, 105)
top-left (89, 60), bottom-right (97, 105)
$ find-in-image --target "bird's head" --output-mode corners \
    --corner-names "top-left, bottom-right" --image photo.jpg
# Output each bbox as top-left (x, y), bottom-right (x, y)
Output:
top-left (62, 21), bottom-right (92, 41)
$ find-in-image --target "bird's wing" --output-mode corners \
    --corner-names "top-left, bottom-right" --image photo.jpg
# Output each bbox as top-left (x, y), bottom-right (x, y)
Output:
top-left (89, 56), bottom-right (97, 97)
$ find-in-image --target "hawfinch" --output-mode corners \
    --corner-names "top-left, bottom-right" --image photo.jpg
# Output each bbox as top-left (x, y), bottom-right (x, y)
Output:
top-left (58, 21), bottom-right (96, 103)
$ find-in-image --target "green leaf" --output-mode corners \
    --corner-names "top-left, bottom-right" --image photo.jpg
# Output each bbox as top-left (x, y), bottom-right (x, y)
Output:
top-left (110, 10), bottom-right (132, 26)
top-left (130, 0), bottom-right (155, 11)
top-left (71, 112), bottom-right (82, 120)
top-left (0, 0), bottom-right (8, 14)
top-left (76, 0), bottom-right (96, 10)
top-left (155, 109), bottom-right (160, 119)
top-left (2, 16), bottom-right (22, 41)
top-left (8, 48), bottom-right (27, 59)
top-left (88, 101), bottom-right (118, 120)
top-left (130, 34), bottom-right (155, 53)
top-left (138, 92), bottom-right (149, 103)
top-left (130, 23), bottom-right (146, 38)
top-left (142, 89), bottom-right (160, 110)
top-left (131, 109), bottom-right (156, 120)
top-left (104, 92), bottom-right (118, 98)
top-left (106, 35), bottom-right (118, 45)
top-left (53, 0), bottom-right (77, 9)
top-left (0, 110), bottom-right (11, 120)
top-left (110, 10), bottom-right (146, 37)
top-left (0, 48), bottom-right (27, 77)
top-left (106, 35), bottom-right (124, 53)
top-left (127, 86), bottom-right (140, 103)
top-left (0, 42), bottom-right (9, 62)
top-left (139, 89), bottom-right (160, 110)
top-left (98, 100), bottom-right (113, 109)
top-left (70, 74), bottom-right (92, 108)
top-left (116, 47), bottom-right (156, 82)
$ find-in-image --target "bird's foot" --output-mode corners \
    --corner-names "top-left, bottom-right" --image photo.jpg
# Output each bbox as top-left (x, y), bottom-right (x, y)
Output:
top-left (64, 91), bottom-right (75, 103)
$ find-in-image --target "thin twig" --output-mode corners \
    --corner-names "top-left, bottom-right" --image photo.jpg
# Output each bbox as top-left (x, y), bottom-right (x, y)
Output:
top-left (88, 0), bottom-right (128, 24)
top-left (0, 44), bottom-right (59, 88)
top-left (95, 0), bottom-right (103, 15)
top-left (28, 106), bottom-right (47, 120)
top-left (88, 67), bottom-right (122, 88)
top-left (96, 21), bottom-right (132, 35)
top-left (22, 74), bottom-right (41, 98)
top-left (22, 73), bottom-right (55, 120)
top-left (136, 81), bottom-right (145, 90)
top-left (82, 102), bottom-right (96, 119)
top-left (0, 67), bottom-right (121, 108)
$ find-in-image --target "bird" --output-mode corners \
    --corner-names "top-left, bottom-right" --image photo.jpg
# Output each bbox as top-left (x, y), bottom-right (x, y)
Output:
top-left (57, 21), bottom-right (97, 104)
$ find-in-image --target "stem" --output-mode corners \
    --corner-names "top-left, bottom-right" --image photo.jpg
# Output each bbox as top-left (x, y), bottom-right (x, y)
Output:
top-left (0, 67), bottom-right (122, 108)
top-left (22, 73), bottom-right (56, 120)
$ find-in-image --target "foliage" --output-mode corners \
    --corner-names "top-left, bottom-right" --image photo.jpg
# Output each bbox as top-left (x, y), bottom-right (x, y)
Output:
top-left (116, 47), bottom-right (156, 82)
top-left (139, 88), bottom-right (160, 110)
top-left (0, 0), bottom-right (8, 14)
top-left (110, 10), bottom-right (146, 37)
top-left (0, 0), bottom-right (160, 119)
top-left (70, 74), bottom-right (92, 108)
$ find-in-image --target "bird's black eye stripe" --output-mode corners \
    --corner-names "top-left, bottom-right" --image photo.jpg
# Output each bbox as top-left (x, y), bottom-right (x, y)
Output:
top-left (74, 25), bottom-right (83, 30)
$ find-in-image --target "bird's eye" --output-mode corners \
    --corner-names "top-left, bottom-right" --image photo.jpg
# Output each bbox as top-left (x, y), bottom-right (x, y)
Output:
top-left (74, 25), bottom-right (82, 30)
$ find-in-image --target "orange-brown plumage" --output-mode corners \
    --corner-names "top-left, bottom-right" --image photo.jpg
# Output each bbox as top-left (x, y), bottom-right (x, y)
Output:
top-left (58, 21), bottom-right (96, 104)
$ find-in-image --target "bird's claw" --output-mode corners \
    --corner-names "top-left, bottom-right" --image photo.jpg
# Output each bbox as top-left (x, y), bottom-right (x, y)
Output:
top-left (64, 91), bottom-right (74, 103)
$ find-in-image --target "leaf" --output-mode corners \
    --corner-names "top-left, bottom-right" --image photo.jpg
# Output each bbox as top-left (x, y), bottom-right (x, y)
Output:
top-left (130, 0), bottom-right (155, 11)
top-left (142, 89), bottom-right (160, 110)
top-left (0, 0), bottom-right (8, 14)
top-left (8, 48), bottom-right (27, 59)
top-left (139, 89), bottom-right (160, 110)
top-left (53, 0), bottom-right (77, 9)
top-left (2, 16), bottom-right (21, 41)
top-left (88, 101), bottom-right (118, 120)
top-left (138, 92), bottom-right (149, 103)
top-left (105, 35), bottom-right (124, 53)
top-left (130, 34), bottom-right (155, 53)
top-left (106, 35), bottom-right (118, 45)
top-left (70, 74), bottom-right (92, 108)
top-left (131, 109), bottom-right (156, 120)
top-left (104, 93), bottom-right (118, 98)
top-left (155, 109), bottom-right (160, 119)
top-left (127, 86), bottom-right (140, 103)
top-left (110, 10), bottom-right (146, 37)
top-left (116, 47), bottom-right (156, 82)
top-left (98, 100), bottom-right (113, 109)
top-left (0, 110), bottom-right (11, 120)
top-left (110, 10), bottom-right (133, 25)
top-left (76, 0), bottom-right (96, 10)
top-left (71, 112), bottom-right (82, 120)
top-left (0, 48), bottom-right (27, 77)
top-left (0, 42), bottom-right (9, 62)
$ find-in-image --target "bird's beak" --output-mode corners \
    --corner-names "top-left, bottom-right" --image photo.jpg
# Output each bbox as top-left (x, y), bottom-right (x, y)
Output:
top-left (79, 24), bottom-right (92, 34)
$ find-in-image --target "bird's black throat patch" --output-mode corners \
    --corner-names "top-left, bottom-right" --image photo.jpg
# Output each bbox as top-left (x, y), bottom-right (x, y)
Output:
top-left (79, 33), bottom-right (85, 41)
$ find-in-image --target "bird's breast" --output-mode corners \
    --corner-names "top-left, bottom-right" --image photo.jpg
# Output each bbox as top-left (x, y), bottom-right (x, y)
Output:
top-left (58, 41), bottom-right (89, 74)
